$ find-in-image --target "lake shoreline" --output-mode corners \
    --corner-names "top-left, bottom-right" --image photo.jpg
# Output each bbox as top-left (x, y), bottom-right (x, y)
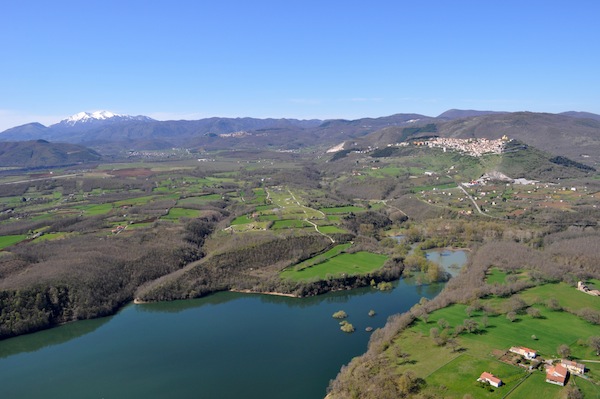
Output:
top-left (229, 288), bottom-right (299, 298)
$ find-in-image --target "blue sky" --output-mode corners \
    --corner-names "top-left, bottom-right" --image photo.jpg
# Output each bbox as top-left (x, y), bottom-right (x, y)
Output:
top-left (1, 0), bottom-right (599, 130)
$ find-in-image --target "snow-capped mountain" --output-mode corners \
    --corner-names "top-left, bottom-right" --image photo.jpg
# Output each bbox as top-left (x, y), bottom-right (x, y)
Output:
top-left (54, 111), bottom-right (154, 128)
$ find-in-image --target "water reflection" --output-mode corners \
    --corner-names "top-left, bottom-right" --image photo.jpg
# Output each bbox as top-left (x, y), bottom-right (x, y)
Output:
top-left (137, 278), bottom-right (437, 313)
top-left (136, 291), bottom-right (244, 313)
top-left (0, 316), bottom-right (110, 359)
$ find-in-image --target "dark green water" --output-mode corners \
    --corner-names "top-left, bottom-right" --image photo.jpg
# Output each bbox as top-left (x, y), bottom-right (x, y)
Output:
top-left (0, 281), bottom-right (443, 399)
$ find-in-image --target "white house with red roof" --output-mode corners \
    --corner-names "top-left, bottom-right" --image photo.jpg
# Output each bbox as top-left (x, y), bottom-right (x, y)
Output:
top-left (477, 372), bottom-right (502, 388)
top-left (509, 346), bottom-right (537, 359)
top-left (546, 364), bottom-right (569, 386)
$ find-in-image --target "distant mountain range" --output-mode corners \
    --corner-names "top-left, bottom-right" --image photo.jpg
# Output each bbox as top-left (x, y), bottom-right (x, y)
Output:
top-left (56, 111), bottom-right (154, 128)
top-left (0, 140), bottom-right (101, 168)
top-left (1, 109), bottom-right (599, 167)
top-left (436, 109), bottom-right (506, 120)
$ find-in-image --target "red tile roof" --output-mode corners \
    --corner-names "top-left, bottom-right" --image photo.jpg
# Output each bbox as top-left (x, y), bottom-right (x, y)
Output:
top-left (478, 372), bottom-right (502, 385)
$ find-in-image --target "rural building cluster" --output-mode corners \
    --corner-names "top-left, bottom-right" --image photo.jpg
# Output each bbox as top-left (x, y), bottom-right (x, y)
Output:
top-left (544, 360), bottom-right (586, 386)
top-left (478, 346), bottom-right (590, 389)
top-left (417, 136), bottom-right (509, 157)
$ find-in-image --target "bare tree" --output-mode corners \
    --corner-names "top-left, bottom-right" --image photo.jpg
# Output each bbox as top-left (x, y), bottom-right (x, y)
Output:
top-left (557, 344), bottom-right (571, 359)
top-left (463, 319), bottom-right (479, 333)
top-left (588, 336), bottom-right (600, 356)
top-left (506, 312), bottom-right (517, 322)
top-left (526, 307), bottom-right (542, 318)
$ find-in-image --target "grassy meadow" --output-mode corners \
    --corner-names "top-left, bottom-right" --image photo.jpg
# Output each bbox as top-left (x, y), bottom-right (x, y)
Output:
top-left (388, 283), bottom-right (600, 399)
top-left (0, 235), bottom-right (28, 249)
top-left (281, 250), bottom-right (387, 281)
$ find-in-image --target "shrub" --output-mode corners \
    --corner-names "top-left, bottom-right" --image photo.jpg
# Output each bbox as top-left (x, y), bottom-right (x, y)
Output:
top-left (339, 321), bottom-right (355, 333)
top-left (333, 310), bottom-right (348, 319)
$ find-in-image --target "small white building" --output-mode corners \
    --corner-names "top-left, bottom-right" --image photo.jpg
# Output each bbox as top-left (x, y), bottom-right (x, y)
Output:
top-left (509, 346), bottom-right (537, 359)
top-left (477, 372), bottom-right (502, 388)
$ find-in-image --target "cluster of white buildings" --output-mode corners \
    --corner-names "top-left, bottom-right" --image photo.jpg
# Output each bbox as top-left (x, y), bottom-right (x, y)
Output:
top-left (418, 136), bottom-right (509, 157)
top-left (218, 131), bottom-right (250, 138)
top-left (126, 148), bottom-right (191, 159)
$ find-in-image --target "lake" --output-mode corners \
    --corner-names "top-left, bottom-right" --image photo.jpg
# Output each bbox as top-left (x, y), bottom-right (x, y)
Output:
top-left (0, 281), bottom-right (443, 399)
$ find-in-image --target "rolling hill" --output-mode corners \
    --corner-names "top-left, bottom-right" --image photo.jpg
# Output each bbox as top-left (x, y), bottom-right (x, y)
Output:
top-left (0, 140), bottom-right (101, 168)
top-left (436, 112), bottom-right (600, 166)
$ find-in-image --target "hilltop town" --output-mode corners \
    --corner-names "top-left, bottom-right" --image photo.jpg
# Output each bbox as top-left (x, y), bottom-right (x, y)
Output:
top-left (389, 136), bottom-right (510, 157)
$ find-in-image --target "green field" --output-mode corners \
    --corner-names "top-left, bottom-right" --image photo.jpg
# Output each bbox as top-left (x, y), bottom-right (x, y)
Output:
top-left (485, 268), bottom-right (530, 285)
top-left (486, 268), bottom-right (508, 284)
top-left (390, 283), bottom-right (600, 399)
top-left (288, 244), bottom-right (352, 272)
top-left (127, 222), bottom-right (154, 229)
top-left (255, 204), bottom-right (275, 212)
top-left (517, 282), bottom-right (600, 313)
top-left (281, 251), bottom-right (387, 281)
top-left (74, 203), bottom-right (114, 215)
top-left (506, 372), bottom-right (568, 399)
top-left (425, 353), bottom-right (527, 398)
top-left (249, 188), bottom-right (267, 204)
top-left (161, 208), bottom-right (201, 221)
top-left (177, 194), bottom-right (223, 206)
top-left (320, 206), bottom-right (364, 214)
top-left (231, 214), bottom-right (253, 225)
top-left (113, 195), bottom-right (157, 207)
top-left (417, 305), bottom-right (596, 359)
top-left (33, 232), bottom-right (69, 242)
top-left (0, 235), bottom-right (28, 249)
top-left (271, 219), bottom-right (311, 229)
top-left (28, 213), bottom-right (56, 222)
top-left (318, 225), bottom-right (347, 234)
top-left (258, 214), bottom-right (280, 221)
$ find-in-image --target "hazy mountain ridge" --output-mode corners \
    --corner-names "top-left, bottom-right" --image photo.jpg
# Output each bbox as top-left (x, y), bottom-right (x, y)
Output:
top-left (1, 110), bottom-right (599, 165)
top-left (436, 109), bottom-right (506, 120)
top-left (0, 115), bottom-right (324, 150)
top-left (559, 111), bottom-right (600, 121)
top-left (0, 140), bottom-right (101, 168)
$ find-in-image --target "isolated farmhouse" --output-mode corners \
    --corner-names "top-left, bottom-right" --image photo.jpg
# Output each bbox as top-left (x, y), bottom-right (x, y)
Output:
top-left (477, 372), bottom-right (502, 388)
